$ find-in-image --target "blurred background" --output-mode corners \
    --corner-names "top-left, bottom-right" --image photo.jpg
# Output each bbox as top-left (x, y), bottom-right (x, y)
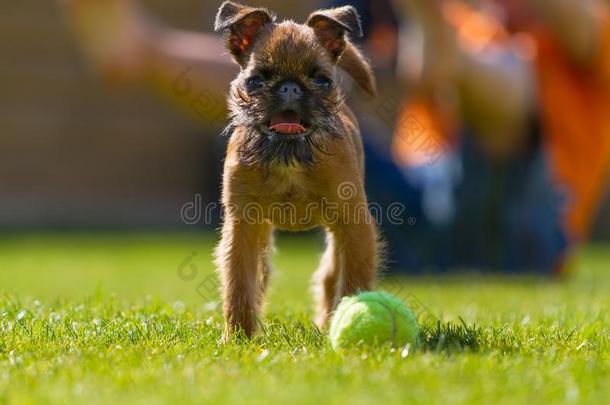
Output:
top-left (1, 0), bottom-right (609, 274)
top-left (1, 0), bottom-right (334, 230)
top-left (1, 0), bottom-right (229, 229)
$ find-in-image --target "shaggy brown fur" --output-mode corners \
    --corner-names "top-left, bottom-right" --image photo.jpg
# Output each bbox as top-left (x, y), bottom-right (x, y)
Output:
top-left (214, 1), bottom-right (380, 339)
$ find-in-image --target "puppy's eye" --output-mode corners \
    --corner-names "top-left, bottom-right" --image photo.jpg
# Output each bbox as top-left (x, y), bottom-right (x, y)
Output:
top-left (313, 76), bottom-right (332, 91)
top-left (245, 75), bottom-right (265, 93)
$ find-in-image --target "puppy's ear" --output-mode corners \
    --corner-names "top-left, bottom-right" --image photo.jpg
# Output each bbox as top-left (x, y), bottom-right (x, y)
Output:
top-left (338, 42), bottom-right (377, 97)
top-left (306, 6), bottom-right (376, 96)
top-left (214, 1), bottom-right (275, 66)
top-left (306, 6), bottom-right (362, 61)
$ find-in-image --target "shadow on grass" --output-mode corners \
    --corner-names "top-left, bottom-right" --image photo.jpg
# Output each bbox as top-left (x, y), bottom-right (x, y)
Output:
top-left (419, 318), bottom-right (482, 354)
top-left (256, 316), bottom-right (490, 354)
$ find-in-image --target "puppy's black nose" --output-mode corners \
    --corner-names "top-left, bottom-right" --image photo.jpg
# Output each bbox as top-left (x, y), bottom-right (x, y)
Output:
top-left (276, 81), bottom-right (303, 103)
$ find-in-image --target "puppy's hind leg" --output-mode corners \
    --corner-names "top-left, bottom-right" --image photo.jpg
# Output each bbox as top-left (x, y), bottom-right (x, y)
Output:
top-left (313, 230), bottom-right (342, 328)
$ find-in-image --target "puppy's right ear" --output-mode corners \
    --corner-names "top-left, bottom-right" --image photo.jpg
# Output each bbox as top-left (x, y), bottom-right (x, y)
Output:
top-left (214, 1), bottom-right (275, 67)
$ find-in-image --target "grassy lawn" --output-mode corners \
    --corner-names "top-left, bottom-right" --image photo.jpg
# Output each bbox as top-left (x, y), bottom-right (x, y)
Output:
top-left (0, 233), bottom-right (608, 404)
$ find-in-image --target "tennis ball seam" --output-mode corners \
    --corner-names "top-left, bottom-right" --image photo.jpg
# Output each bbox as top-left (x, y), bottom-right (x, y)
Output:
top-left (354, 293), bottom-right (417, 346)
top-left (366, 298), bottom-right (397, 344)
top-left (338, 296), bottom-right (398, 344)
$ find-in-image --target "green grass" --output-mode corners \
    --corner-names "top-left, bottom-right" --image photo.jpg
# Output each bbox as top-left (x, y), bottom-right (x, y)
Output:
top-left (0, 233), bottom-right (608, 404)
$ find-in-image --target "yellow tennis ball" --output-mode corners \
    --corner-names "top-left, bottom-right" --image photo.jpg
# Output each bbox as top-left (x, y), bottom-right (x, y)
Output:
top-left (329, 291), bottom-right (419, 350)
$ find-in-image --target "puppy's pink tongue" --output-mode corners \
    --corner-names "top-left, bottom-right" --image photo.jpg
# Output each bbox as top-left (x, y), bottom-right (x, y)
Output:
top-left (269, 123), bottom-right (306, 134)
top-left (269, 111), bottom-right (306, 134)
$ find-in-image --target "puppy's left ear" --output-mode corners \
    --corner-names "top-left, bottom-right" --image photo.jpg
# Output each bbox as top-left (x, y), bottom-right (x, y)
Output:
top-left (306, 6), bottom-right (376, 96)
top-left (306, 5), bottom-right (362, 61)
top-left (214, 1), bottom-right (275, 67)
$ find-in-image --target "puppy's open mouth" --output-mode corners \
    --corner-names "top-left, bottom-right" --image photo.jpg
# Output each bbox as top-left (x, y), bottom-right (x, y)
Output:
top-left (267, 110), bottom-right (308, 135)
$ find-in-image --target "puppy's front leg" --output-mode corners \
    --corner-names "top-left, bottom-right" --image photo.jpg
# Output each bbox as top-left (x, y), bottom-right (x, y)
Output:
top-left (336, 220), bottom-right (378, 298)
top-left (314, 221), bottom-right (378, 328)
top-left (216, 219), bottom-right (266, 339)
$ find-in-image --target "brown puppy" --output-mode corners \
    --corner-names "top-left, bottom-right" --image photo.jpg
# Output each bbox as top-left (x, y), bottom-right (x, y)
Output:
top-left (214, 1), bottom-right (380, 338)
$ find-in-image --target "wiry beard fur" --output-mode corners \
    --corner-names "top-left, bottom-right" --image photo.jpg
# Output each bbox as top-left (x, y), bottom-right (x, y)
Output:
top-left (226, 125), bottom-right (341, 167)
top-left (224, 81), bottom-right (344, 168)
